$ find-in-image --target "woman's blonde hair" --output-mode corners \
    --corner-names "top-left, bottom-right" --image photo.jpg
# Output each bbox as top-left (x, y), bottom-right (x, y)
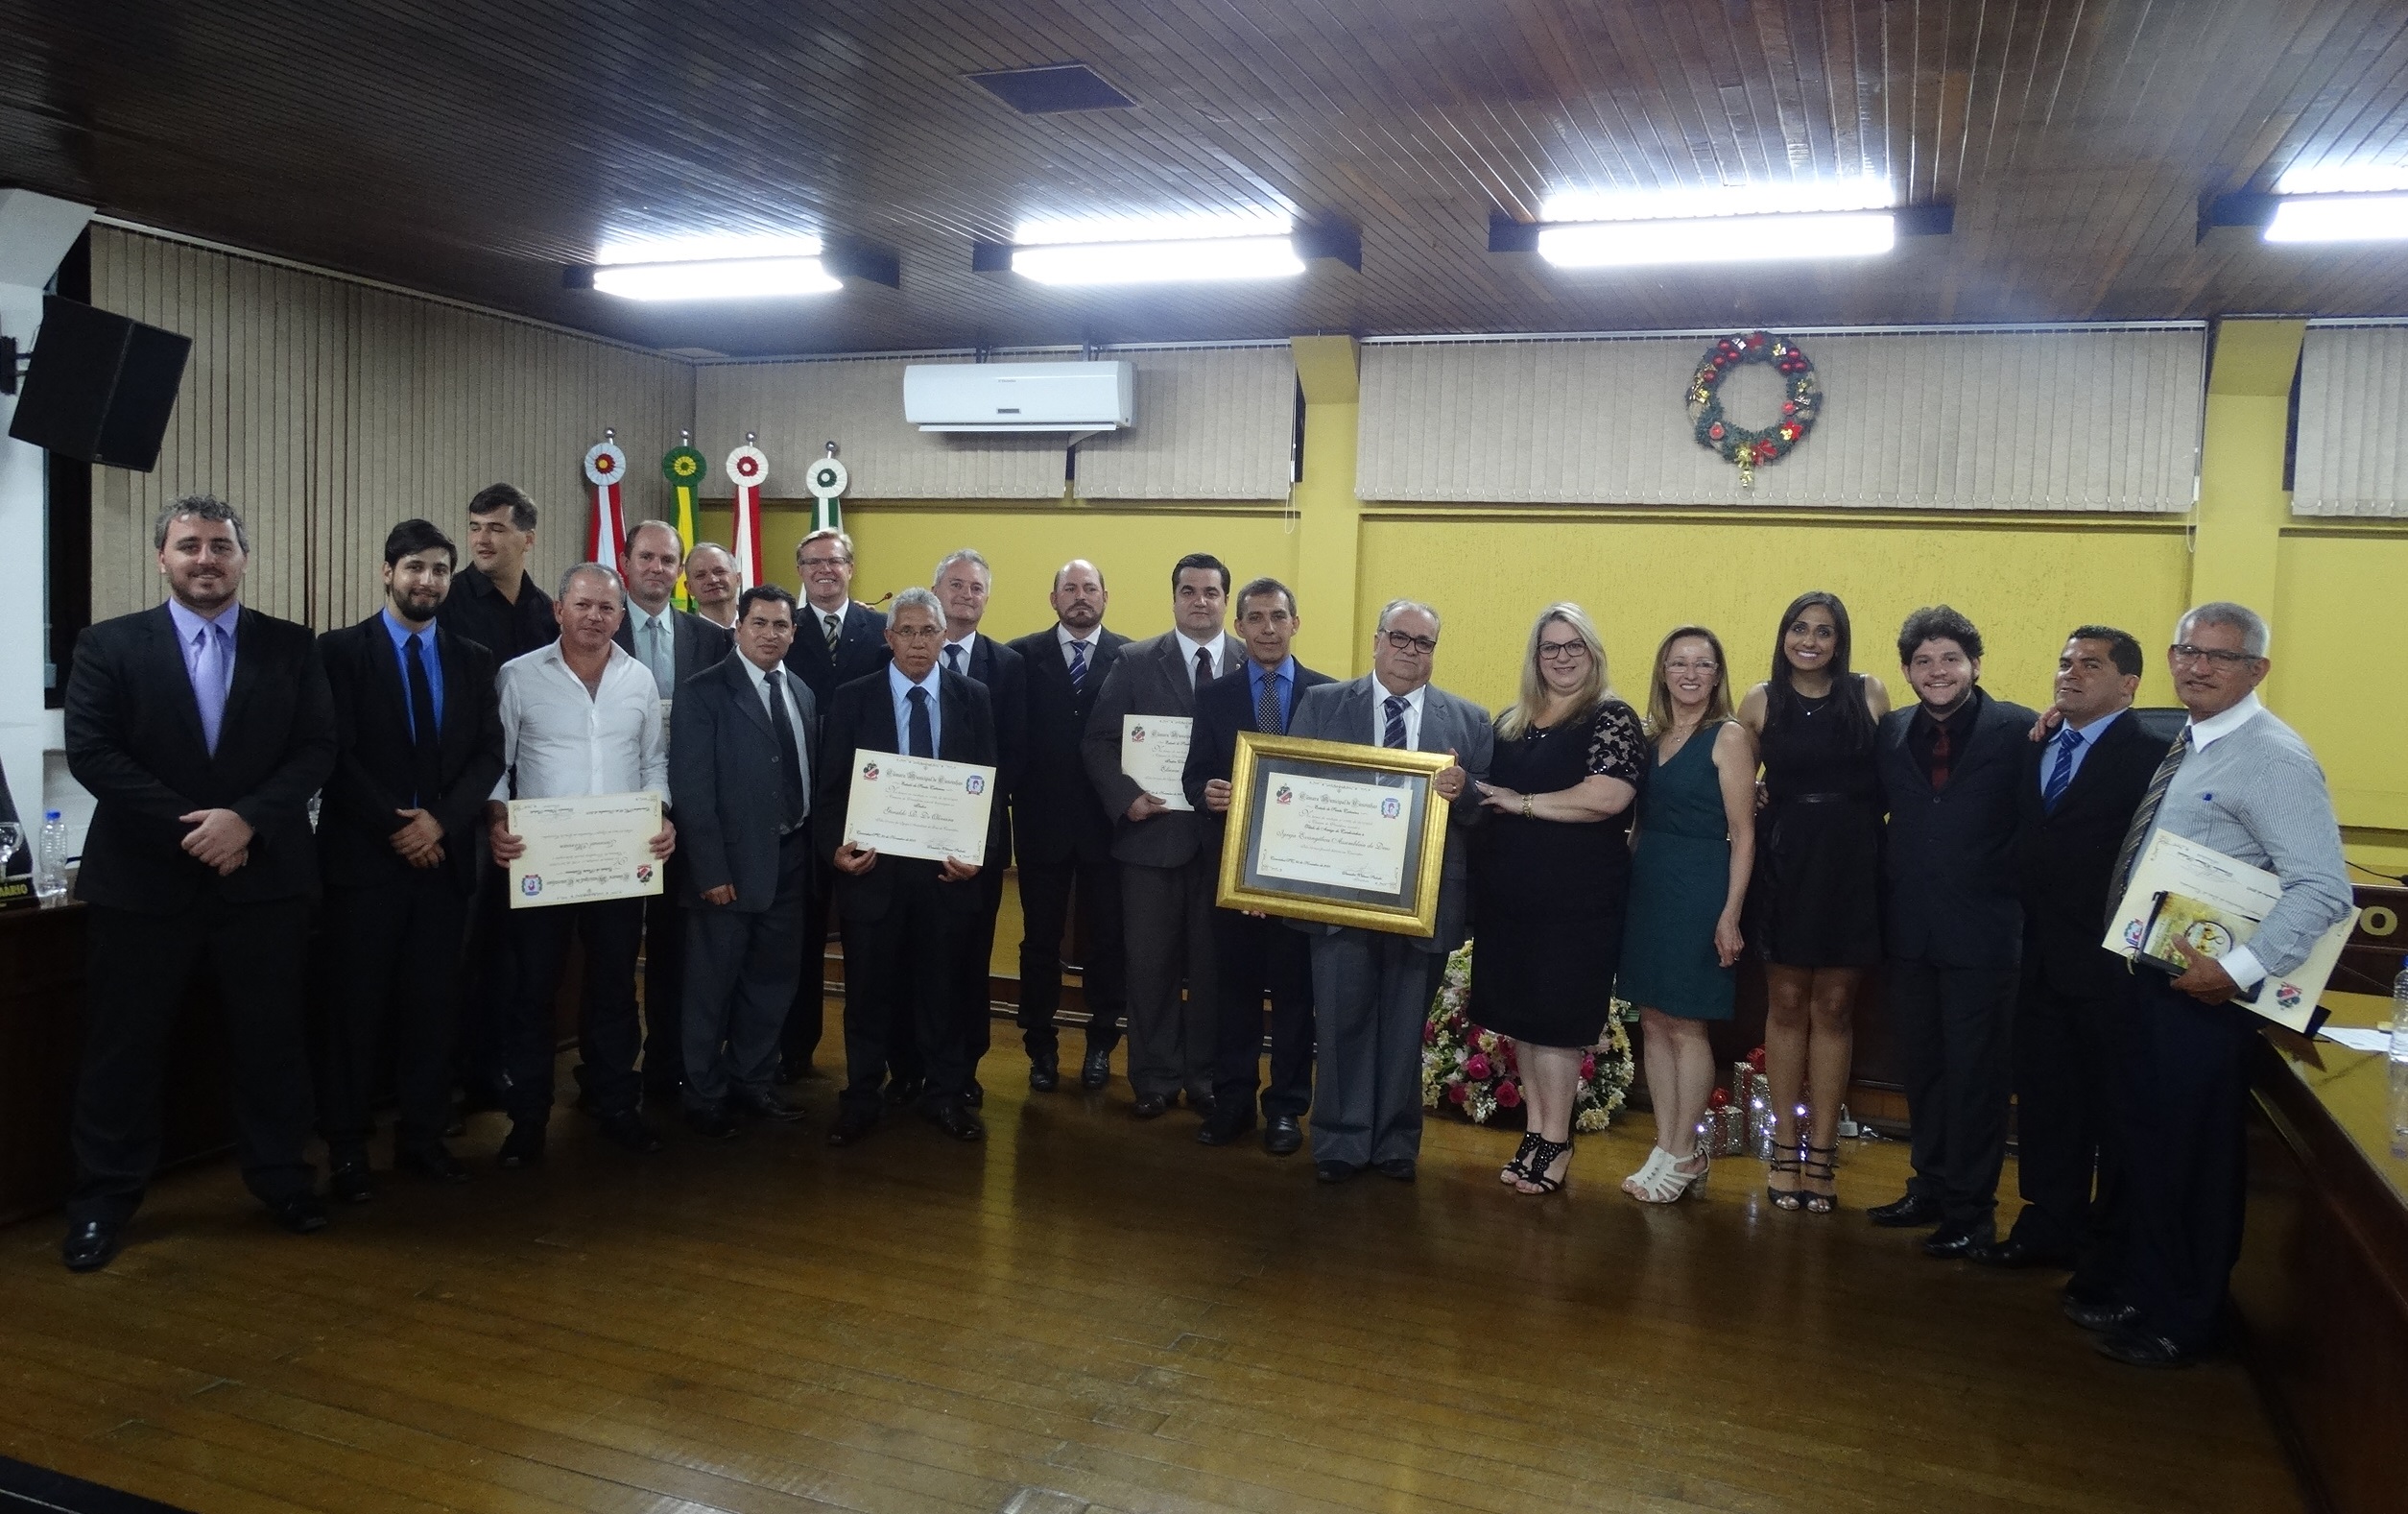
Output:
top-left (1497, 603), bottom-right (1612, 741)
top-left (1643, 624), bottom-right (1734, 736)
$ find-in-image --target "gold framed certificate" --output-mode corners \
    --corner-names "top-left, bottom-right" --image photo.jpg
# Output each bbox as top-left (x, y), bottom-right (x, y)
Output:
top-left (1216, 732), bottom-right (1453, 936)
top-left (841, 752), bottom-right (996, 865)
top-left (507, 792), bottom-right (664, 909)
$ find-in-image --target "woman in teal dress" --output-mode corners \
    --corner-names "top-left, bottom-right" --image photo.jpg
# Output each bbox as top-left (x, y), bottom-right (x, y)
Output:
top-left (1617, 626), bottom-right (1757, 1205)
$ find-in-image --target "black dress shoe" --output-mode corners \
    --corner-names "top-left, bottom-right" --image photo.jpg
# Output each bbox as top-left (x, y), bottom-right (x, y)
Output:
top-left (965, 1080), bottom-right (985, 1110)
top-left (600, 1111), bottom-right (665, 1154)
top-left (328, 1159), bottom-right (374, 1205)
top-left (1867, 1191), bottom-right (1945, 1229)
top-left (684, 1106), bottom-right (741, 1141)
top-left (496, 1119), bottom-right (547, 1168)
top-left (735, 1092), bottom-right (807, 1123)
top-left (2062, 1296), bottom-right (2141, 1334)
top-left (1196, 1115), bottom-right (1252, 1147)
top-left (1969, 1236), bottom-right (2075, 1270)
top-left (826, 1109), bottom-right (877, 1147)
top-left (1262, 1115), bottom-right (1303, 1156)
top-left (1183, 1091), bottom-right (1217, 1119)
top-left (1314, 1160), bottom-right (1359, 1184)
top-left (1028, 1056), bottom-right (1060, 1093)
top-left (61, 1219), bottom-right (122, 1273)
top-left (1919, 1222), bottom-right (1990, 1259)
top-left (883, 1075), bottom-right (925, 1108)
top-left (270, 1193), bottom-right (330, 1235)
top-left (1132, 1093), bottom-right (1170, 1119)
top-left (396, 1144), bottom-right (471, 1185)
top-left (1081, 1048), bottom-right (1111, 1090)
top-left (1372, 1158), bottom-right (1418, 1183)
top-left (2096, 1327), bottom-right (2198, 1369)
top-left (926, 1098), bottom-right (986, 1142)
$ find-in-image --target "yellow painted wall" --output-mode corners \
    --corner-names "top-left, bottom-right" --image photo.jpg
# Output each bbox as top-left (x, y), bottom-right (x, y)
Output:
top-left (2273, 527), bottom-right (2408, 837)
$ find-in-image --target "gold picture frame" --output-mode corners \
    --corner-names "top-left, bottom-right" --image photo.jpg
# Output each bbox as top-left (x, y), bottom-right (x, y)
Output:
top-left (1215, 731), bottom-right (1454, 936)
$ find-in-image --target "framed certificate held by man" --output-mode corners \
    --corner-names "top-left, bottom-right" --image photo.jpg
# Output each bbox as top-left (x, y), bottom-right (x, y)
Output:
top-left (507, 793), bottom-right (665, 908)
top-left (1216, 732), bottom-right (1452, 937)
top-left (842, 752), bottom-right (997, 865)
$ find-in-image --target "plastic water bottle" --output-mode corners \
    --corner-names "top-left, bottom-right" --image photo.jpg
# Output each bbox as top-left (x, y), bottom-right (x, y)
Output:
top-left (35, 810), bottom-right (69, 907)
top-left (2391, 957), bottom-right (2408, 1152)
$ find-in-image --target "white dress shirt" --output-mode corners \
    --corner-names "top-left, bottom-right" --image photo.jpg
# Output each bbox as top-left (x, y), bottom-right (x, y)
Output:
top-left (493, 640), bottom-right (669, 804)
top-left (1371, 679), bottom-right (1427, 749)
top-left (941, 633), bottom-right (977, 679)
top-left (1055, 622), bottom-right (1102, 669)
top-left (887, 660), bottom-right (943, 754)
top-left (736, 652), bottom-right (813, 812)
top-left (1173, 631), bottom-right (1230, 687)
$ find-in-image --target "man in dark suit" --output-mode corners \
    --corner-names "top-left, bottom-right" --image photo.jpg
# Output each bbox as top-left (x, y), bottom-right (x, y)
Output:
top-left (1008, 560), bottom-right (1130, 1093)
top-left (670, 585), bottom-right (818, 1140)
top-left (1183, 577), bottom-right (1330, 1155)
top-left (613, 518), bottom-right (734, 1107)
top-left (1867, 606), bottom-right (2038, 1258)
top-left (60, 494), bottom-right (338, 1271)
top-left (1082, 554), bottom-right (1244, 1118)
top-left (779, 526), bottom-right (893, 1083)
top-left (820, 588), bottom-right (1000, 1147)
top-left (1974, 626), bottom-right (2162, 1288)
top-left (314, 519), bottom-right (506, 1202)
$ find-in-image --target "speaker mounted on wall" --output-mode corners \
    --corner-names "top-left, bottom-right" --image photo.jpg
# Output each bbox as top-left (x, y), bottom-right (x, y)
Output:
top-left (6, 295), bottom-right (192, 471)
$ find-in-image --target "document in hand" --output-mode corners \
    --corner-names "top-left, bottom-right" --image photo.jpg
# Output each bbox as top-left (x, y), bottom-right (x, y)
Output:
top-left (1119, 713), bottom-right (1194, 811)
top-left (2102, 829), bottom-right (2359, 1034)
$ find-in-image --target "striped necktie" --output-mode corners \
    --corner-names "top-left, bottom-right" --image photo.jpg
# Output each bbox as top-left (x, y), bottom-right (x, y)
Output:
top-left (2041, 725), bottom-right (2082, 812)
top-left (823, 612), bottom-right (842, 651)
top-left (2105, 731), bottom-right (2190, 919)
top-left (1067, 639), bottom-right (1088, 693)
top-left (1383, 695), bottom-right (1408, 749)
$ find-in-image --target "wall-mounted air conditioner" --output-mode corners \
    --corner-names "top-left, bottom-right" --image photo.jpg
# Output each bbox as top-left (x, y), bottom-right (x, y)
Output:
top-left (902, 360), bottom-right (1133, 433)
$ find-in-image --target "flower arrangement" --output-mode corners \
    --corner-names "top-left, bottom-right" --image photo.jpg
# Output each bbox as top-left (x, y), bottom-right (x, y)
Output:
top-left (1419, 940), bottom-right (1635, 1132)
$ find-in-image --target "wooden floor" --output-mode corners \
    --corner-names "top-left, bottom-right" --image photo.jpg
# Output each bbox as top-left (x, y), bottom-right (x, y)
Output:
top-left (0, 1006), bottom-right (2304, 1514)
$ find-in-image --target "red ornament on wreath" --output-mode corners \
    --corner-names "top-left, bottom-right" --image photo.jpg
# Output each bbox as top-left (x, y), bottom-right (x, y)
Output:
top-left (1687, 330), bottom-right (1822, 487)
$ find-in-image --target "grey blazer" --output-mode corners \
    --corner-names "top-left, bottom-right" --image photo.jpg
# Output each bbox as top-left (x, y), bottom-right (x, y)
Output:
top-left (1286, 675), bottom-right (1493, 954)
top-left (1081, 630), bottom-right (1245, 868)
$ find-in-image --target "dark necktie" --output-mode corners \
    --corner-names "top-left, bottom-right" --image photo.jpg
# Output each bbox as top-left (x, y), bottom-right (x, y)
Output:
top-left (404, 633), bottom-right (442, 809)
top-left (905, 685), bottom-right (934, 758)
top-left (1193, 646), bottom-right (1215, 689)
top-left (1928, 719), bottom-right (1952, 791)
top-left (823, 612), bottom-right (842, 652)
top-left (2042, 725), bottom-right (2082, 812)
top-left (1383, 694), bottom-right (1408, 749)
top-left (944, 643), bottom-right (964, 676)
top-left (1067, 639), bottom-right (1088, 694)
top-left (2106, 732), bottom-right (2191, 917)
top-left (1255, 670), bottom-right (1282, 733)
top-left (766, 668), bottom-right (805, 829)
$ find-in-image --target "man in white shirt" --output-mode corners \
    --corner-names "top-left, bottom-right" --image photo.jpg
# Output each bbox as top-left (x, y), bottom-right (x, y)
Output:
top-left (486, 564), bottom-right (677, 1168)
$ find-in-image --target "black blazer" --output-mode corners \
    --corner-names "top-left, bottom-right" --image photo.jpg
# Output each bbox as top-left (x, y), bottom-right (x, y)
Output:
top-left (2016, 706), bottom-right (2181, 997)
top-left (947, 632), bottom-right (1028, 867)
top-left (434, 564), bottom-right (556, 664)
top-left (611, 605), bottom-right (732, 704)
top-left (316, 614), bottom-right (505, 893)
top-left (1875, 686), bottom-right (2038, 970)
top-left (1007, 625), bottom-right (1129, 866)
top-left (1180, 659), bottom-right (1337, 860)
top-left (814, 666), bottom-right (998, 923)
top-left (783, 599), bottom-right (891, 705)
top-left (65, 603), bottom-right (337, 912)
top-left (670, 651), bottom-right (822, 913)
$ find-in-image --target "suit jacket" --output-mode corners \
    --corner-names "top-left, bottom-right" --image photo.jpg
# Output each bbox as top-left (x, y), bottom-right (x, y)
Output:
top-left (783, 599), bottom-right (891, 706)
top-left (815, 666), bottom-right (998, 923)
top-left (1180, 659), bottom-right (1338, 863)
top-left (65, 603), bottom-right (337, 912)
top-left (1081, 630), bottom-right (1246, 868)
top-left (1876, 686), bottom-right (2038, 969)
top-left (945, 632), bottom-right (1028, 868)
top-left (316, 614), bottom-right (506, 893)
top-left (670, 651), bottom-right (822, 913)
top-left (1008, 625), bottom-right (1129, 866)
top-left (2016, 706), bottom-right (2180, 997)
top-left (613, 606), bottom-right (731, 709)
top-left (1286, 676), bottom-right (1494, 955)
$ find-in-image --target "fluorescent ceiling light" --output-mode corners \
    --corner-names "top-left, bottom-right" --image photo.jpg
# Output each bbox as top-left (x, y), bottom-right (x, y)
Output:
top-left (1538, 211), bottom-right (1895, 267)
top-left (1014, 209), bottom-right (1292, 245)
top-left (597, 230), bottom-right (823, 262)
top-left (2263, 193), bottom-right (2408, 244)
top-left (1542, 178), bottom-right (1893, 224)
top-left (590, 256), bottom-right (843, 300)
top-left (2273, 163), bottom-right (2408, 197)
top-left (1011, 234), bottom-right (1306, 285)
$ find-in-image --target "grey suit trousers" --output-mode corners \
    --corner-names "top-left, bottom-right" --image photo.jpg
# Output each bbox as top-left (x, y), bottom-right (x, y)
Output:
top-left (680, 831), bottom-right (811, 1111)
top-left (1307, 929), bottom-right (1444, 1168)
top-left (1121, 853), bottom-right (1219, 1099)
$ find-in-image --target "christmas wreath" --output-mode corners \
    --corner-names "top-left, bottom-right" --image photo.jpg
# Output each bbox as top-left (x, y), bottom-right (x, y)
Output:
top-left (1420, 941), bottom-right (1634, 1132)
top-left (1687, 330), bottom-right (1820, 485)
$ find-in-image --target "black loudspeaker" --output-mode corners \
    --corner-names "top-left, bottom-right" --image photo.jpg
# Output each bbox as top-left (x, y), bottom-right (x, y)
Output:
top-left (6, 295), bottom-right (192, 470)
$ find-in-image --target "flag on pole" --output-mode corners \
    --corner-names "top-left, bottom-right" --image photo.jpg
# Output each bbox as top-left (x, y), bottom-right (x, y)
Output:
top-left (661, 434), bottom-right (706, 608)
top-left (726, 436), bottom-right (769, 592)
top-left (583, 432), bottom-right (629, 569)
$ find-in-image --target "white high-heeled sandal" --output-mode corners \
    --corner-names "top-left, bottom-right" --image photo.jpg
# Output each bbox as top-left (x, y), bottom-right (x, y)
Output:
top-left (1621, 1144), bottom-right (1674, 1197)
top-left (1630, 1146), bottom-right (1709, 1204)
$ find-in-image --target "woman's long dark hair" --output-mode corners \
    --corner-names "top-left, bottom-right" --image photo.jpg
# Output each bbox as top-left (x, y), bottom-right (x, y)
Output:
top-left (1764, 589), bottom-right (1874, 748)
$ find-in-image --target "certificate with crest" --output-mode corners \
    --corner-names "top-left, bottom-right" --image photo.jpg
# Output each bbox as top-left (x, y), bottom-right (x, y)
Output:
top-left (508, 793), bottom-right (664, 909)
top-left (1216, 733), bottom-right (1453, 937)
top-left (841, 752), bottom-right (997, 865)
top-left (1119, 713), bottom-right (1194, 810)
top-left (2104, 829), bottom-right (2359, 1034)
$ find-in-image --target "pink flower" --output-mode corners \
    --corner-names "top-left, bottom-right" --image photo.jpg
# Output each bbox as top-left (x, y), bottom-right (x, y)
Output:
top-left (1445, 1082), bottom-right (1469, 1105)
top-left (1422, 1021), bottom-right (1438, 1045)
top-left (1464, 1053), bottom-right (1492, 1080)
top-left (1500, 1042), bottom-right (1519, 1069)
top-left (1579, 1054), bottom-right (1596, 1080)
top-left (1495, 1080), bottom-right (1522, 1109)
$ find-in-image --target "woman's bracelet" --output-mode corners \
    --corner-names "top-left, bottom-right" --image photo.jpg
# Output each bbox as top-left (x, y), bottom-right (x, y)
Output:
top-left (1520, 793), bottom-right (1535, 819)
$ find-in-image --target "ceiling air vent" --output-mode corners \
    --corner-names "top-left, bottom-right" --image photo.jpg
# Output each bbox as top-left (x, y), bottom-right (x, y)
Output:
top-left (966, 64), bottom-right (1135, 114)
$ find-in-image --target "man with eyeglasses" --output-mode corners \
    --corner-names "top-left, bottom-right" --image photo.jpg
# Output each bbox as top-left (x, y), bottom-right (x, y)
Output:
top-left (1286, 599), bottom-right (1490, 1184)
top-left (778, 527), bottom-right (891, 1083)
top-left (2078, 603), bottom-right (2348, 1369)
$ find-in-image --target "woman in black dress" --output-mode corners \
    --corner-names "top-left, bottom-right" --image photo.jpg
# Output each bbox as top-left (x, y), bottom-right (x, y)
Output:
top-left (1467, 603), bottom-right (1648, 1196)
top-left (1736, 591), bottom-right (1890, 1213)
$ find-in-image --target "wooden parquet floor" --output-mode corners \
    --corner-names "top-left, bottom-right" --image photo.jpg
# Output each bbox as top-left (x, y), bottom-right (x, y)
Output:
top-left (0, 1007), bottom-right (2304, 1514)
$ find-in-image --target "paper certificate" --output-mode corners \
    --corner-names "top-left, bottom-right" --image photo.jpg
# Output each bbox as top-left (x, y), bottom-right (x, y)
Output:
top-left (507, 792), bottom-right (664, 909)
top-left (842, 752), bottom-right (996, 865)
top-left (2104, 829), bottom-right (2360, 1032)
top-left (1120, 713), bottom-right (1194, 811)
top-left (1254, 772), bottom-right (1414, 896)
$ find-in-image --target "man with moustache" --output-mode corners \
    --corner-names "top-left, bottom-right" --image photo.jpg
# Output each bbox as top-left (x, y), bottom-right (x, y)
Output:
top-left (314, 519), bottom-right (506, 1200)
top-left (683, 542), bottom-right (740, 630)
top-left (1868, 606), bottom-right (2037, 1258)
top-left (61, 495), bottom-right (337, 1271)
top-left (1008, 560), bottom-right (1130, 1093)
top-left (1083, 554), bottom-right (1244, 1118)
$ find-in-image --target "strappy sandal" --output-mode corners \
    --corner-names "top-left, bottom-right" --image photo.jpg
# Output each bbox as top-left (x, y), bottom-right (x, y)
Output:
top-left (1500, 1131), bottom-right (1544, 1186)
top-left (1801, 1144), bottom-right (1839, 1214)
top-left (1514, 1135), bottom-right (1573, 1195)
top-left (1766, 1144), bottom-right (1804, 1211)
top-left (1621, 1144), bottom-right (1673, 1197)
top-left (1630, 1146), bottom-right (1708, 1205)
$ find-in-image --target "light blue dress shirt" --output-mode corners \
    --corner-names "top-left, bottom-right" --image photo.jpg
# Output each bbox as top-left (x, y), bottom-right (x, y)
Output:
top-left (2039, 706), bottom-right (2123, 799)
top-left (166, 598), bottom-right (238, 755)
top-left (380, 610), bottom-right (445, 737)
top-left (886, 661), bottom-right (943, 755)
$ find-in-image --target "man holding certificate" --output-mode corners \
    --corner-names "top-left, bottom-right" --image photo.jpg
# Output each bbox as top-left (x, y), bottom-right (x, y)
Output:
top-left (2083, 602), bottom-right (2349, 1369)
top-left (486, 564), bottom-right (676, 1168)
top-left (819, 588), bottom-right (1000, 1147)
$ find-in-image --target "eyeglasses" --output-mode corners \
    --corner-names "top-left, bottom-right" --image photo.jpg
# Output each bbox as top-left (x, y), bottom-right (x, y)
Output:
top-left (1537, 639), bottom-right (1588, 662)
top-left (2168, 643), bottom-right (2257, 667)
top-left (891, 625), bottom-right (943, 641)
top-left (1381, 631), bottom-right (1438, 656)
top-left (1663, 659), bottom-right (1719, 674)
top-left (798, 554), bottom-right (850, 569)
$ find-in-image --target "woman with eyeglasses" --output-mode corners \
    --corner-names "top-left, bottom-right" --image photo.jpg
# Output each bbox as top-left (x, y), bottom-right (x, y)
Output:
top-left (1466, 604), bottom-right (1648, 1195)
top-left (1617, 626), bottom-right (1757, 1203)
top-left (1735, 591), bottom-right (1890, 1214)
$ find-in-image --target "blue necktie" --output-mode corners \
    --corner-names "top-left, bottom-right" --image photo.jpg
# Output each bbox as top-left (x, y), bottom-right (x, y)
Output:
top-left (1068, 640), bottom-right (1088, 693)
top-left (2042, 725), bottom-right (2082, 812)
top-left (905, 685), bottom-right (934, 758)
top-left (192, 622), bottom-right (231, 756)
top-left (1383, 695), bottom-right (1408, 749)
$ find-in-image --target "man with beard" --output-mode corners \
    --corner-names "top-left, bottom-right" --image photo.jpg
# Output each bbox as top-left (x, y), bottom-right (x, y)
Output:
top-left (313, 519), bottom-right (506, 1200)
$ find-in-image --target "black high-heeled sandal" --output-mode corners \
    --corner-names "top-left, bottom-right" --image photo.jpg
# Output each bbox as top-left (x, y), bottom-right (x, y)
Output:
top-left (1500, 1131), bottom-right (1543, 1186)
top-left (1801, 1144), bottom-right (1838, 1214)
top-left (1766, 1144), bottom-right (1804, 1211)
top-left (1514, 1135), bottom-right (1573, 1194)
